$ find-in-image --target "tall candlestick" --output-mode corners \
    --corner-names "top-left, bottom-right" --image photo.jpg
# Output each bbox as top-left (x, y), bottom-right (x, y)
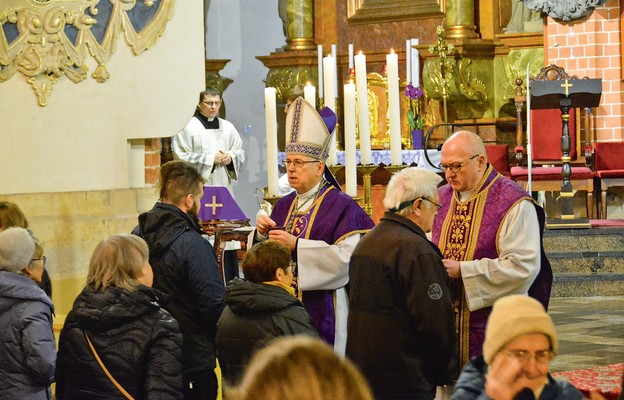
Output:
top-left (348, 43), bottom-right (354, 69)
top-left (406, 39), bottom-right (412, 84)
top-left (304, 82), bottom-right (316, 109)
top-left (323, 55), bottom-right (337, 165)
top-left (344, 83), bottom-right (357, 197)
top-left (264, 87), bottom-right (279, 195)
top-left (331, 44), bottom-right (338, 96)
top-left (387, 49), bottom-right (402, 166)
top-left (411, 38), bottom-right (420, 87)
top-left (318, 44), bottom-right (324, 99)
top-left (354, 51), bottom-right (372, 165)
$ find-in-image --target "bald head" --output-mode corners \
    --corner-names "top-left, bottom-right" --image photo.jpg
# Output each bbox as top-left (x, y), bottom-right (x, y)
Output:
top-left (440, 131), bottom-right (488, 192)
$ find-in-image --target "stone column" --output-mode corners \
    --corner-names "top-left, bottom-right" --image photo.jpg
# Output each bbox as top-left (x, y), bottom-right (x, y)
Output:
top-left (280, 0), bottom-right (316, 50)
top-left (444, 0), bottom-right (479, 39)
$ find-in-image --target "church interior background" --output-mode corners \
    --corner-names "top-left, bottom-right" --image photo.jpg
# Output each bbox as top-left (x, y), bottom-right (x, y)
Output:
top-left (1, 0), bottom-right (623, 395)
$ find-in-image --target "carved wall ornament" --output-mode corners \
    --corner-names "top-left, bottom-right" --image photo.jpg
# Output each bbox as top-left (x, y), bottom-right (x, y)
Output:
top-left (523, 0), bottom-right (607, 22)
top-left (0, 0), bottom-right (175, 106)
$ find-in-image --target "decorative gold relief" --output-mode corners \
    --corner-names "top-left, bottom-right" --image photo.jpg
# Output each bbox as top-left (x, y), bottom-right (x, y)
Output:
top-left (347, 0), bottom-right (444, 24)
top-left (0, 0), bottom-right (175, 106)
top-left (265, 67), bottom-right (317, 103)
top-left (457, 58), bottom-right (487, 102)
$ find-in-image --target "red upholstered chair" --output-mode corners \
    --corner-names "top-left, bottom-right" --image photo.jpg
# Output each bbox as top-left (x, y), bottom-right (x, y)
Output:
top-left (485, 144), bottom-right (511, 178)
top-left (510, 65), bottom-right (595, 218)
top-left (593, 142), bottom-right (624, 219)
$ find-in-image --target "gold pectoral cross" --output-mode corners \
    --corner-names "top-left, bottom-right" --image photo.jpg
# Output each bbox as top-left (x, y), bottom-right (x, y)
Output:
top-left (204, 195), bottom-right (223, 215)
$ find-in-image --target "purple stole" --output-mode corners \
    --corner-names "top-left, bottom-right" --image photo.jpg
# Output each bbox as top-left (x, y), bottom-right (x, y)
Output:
top-left (271, 184), bottom-right (374, 345)
top-left (432, 166), bottom-right (531, 368)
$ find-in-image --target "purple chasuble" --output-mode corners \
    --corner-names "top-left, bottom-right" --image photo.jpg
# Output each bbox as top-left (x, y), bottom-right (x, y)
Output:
top-left (432, 166), bottom-right (531, 366)
top-left (270, 184), bottom-right (374, 345)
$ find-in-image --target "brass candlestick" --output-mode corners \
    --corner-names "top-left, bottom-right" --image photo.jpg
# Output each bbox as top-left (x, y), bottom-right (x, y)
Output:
top-left (357, 164), bottom-right (378, 217)
top-left (384, 164), bottom-right (408, 175)
top-left (263, 194), bottom-right (282, 209)
top-left (328, 164), bottom-right (344, 184)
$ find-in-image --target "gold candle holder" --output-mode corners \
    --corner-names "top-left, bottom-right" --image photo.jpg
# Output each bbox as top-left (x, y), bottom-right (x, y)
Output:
top-left (328, 164), bottom-right (344, 179)
top-left (263, 194), bottom-right (282, 209)
top-left (357, 164), bottom-right (378, 217)
top-left (384, 164), bottom-right (408, 175)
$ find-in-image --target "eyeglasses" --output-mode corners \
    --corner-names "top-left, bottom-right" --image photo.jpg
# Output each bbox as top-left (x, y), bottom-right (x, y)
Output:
top-left (30, 256), bottom-right (46, 266)
top-left (438, 154), bottom-right (479, 173)
top-left (505, 349), bottom-right (554, 365)
top-left (422, 197), bottom-right (441, 210)
top-left (283, 159), bottom-right (319, 169)
top-left (201, 100), bottom-right (222, 106)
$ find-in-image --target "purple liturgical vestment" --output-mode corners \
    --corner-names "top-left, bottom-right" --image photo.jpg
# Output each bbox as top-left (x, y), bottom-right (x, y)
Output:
top-left (432, 165), bottom-right (552, 371)
top-left (270, 183), bottom-right (374, 345)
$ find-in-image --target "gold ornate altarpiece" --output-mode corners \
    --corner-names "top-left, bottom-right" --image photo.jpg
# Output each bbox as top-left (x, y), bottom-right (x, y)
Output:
top-left (0, 0), bottom-right (174, 106)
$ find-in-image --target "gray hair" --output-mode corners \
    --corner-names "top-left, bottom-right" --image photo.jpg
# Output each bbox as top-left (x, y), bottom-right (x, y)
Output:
top-left (0, 227), bottom-right (35, 273)
top-left (383, 167), bottom-right (442, 216)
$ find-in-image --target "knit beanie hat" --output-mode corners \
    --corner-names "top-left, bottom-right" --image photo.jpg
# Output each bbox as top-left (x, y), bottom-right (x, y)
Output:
top-left (0, 227), bottom-right (35, 273)
top-left (483, 295), bottom-right (558, 364)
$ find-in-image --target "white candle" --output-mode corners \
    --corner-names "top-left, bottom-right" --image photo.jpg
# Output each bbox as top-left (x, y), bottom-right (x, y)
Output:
top-left (317, 44), bottom-right (324, 99)
top-left (264, 87), bottom-right (279, 196)
top-left (348, 43), bottom-right (354, 69)
top-left (411, 38), bottom-right (420, 87)
top-left (354, 51), bottom-right (372, 165)
top-left (344, 83), bottom-right (357, 197)
top-left (387, 49), bottom-right (402, 166)
top-left (323, 55), bottom-right (337, 165)
top-left (304, 82), bottom-right (316, 109)
top-left (406, 39), bottom-right (411, 85)
top-left (331, 44), bottom-right (338, 96)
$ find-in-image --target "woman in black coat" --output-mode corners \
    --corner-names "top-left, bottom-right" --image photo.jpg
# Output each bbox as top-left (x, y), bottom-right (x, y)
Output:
top-left (56, 234), bottom-right (183, 399)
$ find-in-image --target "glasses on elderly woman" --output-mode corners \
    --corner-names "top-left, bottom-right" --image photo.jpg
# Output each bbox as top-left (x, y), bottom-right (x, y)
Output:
top-left (505, 349), bottom-right (555, 365)
top-left (30, 256), bottom-right (47, 266)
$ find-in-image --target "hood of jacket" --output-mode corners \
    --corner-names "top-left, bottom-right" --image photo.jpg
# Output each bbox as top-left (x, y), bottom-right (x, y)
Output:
top-left (66, 285), bottom-right (162, 332)
top-left (0, 270), bottom-right (54, 314)
top-left (225, 277), bottom-right (300, 315)
top-left (137, 202), bottom-right (204, 254)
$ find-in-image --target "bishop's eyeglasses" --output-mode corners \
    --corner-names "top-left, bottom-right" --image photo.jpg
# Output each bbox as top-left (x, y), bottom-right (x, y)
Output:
top-left (438, 154), bottom-right (479, 173)
top-left (283, 159), bottom-right (319, 169)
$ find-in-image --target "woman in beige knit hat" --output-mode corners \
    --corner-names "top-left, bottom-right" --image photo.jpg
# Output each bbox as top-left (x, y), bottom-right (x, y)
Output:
top-left (451, 295), bottom-right (584, 400)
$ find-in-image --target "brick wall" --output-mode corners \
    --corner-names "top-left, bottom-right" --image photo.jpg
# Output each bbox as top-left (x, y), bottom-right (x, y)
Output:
top-left (546, 0), bottom-right (623, 141)
top-left (144, 138), bottom-right (162, 185)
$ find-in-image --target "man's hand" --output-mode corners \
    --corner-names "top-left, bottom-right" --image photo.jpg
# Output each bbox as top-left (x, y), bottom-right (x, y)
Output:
top-left (256, 214), bottom-right (276, 236)
top-left (268, 229), bottom-right (297, 251)
top-left (443, 259), bottom-right (462, 279)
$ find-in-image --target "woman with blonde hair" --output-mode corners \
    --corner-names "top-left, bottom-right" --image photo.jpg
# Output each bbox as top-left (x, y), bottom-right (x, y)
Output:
top-left (56, 234), bottom-right (183, 399)
top-left (229, 335), bottom-right (373, 400)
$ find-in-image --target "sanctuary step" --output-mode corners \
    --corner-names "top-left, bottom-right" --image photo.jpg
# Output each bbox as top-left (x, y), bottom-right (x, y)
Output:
top-left (544, 226), bottom-right (624, 297)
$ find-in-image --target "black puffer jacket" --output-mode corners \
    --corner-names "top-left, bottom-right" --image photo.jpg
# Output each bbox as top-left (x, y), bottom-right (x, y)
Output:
top-left (216, 277), bottom-right (318, 384)
top-left (135, 202), bottom-right (225, 373)
top-left (55, 286), bottom-right (183, 399)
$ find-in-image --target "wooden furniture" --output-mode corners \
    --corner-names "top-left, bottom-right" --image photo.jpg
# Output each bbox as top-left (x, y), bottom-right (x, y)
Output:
top-left (592, 142), bottom-right (624, 219)
top-left (201, 219), bottom-right (251, 284)
top-left (510, 65), bottom-right (599, 220)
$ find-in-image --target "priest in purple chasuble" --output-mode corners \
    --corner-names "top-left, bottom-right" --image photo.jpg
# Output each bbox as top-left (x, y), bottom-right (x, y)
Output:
top-left (431, 131), bottom-right (552, 371)
top-left (255, 97), bottom-right (375, 356)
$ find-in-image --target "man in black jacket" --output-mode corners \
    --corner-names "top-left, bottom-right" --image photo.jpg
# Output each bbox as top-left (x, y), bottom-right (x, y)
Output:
top-left (346, 167), bottom-right (457, 400)
top-left (134, 160), bottom-right (225, 400)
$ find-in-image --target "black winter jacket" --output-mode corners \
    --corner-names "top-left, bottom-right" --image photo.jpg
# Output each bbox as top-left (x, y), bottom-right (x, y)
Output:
top-left (216, 277), bottom-right (318, 384)
top-left (135, 202), bottom-right (225, 373)
top-left (56, 286), bottom-right (183, 399)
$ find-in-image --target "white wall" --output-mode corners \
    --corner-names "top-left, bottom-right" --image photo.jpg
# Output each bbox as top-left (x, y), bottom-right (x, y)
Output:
top-left (205, 0), bottom-right (286, 220)
top-left (0, 2), bottom-right (205, 194)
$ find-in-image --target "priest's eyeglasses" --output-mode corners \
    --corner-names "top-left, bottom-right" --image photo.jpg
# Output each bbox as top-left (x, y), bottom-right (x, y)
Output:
top-left (505, 349), bottom-right (554, 365)
top-left (283, 159), bottom-right (319, 169)
top-left (30, 256), bottom-right (47, 266)
top-left (438, 154), bottom-right (479, 173)
top-left (201, 100), bottom-right (222, 106)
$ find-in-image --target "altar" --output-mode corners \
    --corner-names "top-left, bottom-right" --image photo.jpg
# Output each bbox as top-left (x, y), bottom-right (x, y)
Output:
top-left (278, 149), bottom-right (442, 222)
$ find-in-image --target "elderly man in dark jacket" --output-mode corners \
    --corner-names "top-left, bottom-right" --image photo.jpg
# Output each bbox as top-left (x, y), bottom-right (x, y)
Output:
top-left (134, 160), bottom-right (225, 400)
top-left (346, 167), bottom-right (457, 400)
top-left (216, 240), bottom-right (318, 386)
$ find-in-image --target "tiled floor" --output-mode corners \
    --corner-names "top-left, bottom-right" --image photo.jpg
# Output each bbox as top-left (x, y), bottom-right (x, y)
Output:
top-left (548, 296), bottom-right (624, 373)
